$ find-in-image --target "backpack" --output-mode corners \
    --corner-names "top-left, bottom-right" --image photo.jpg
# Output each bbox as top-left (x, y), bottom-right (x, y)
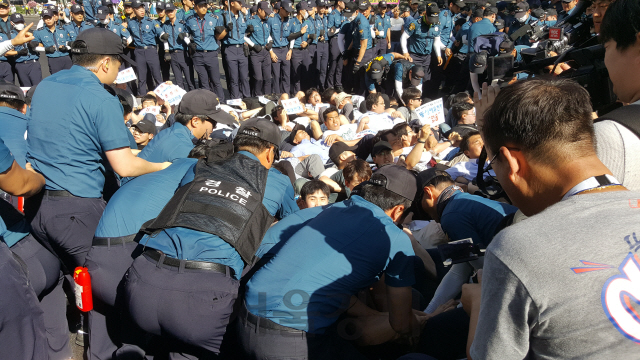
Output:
top-left (474, 32), bottom-right (508, 56)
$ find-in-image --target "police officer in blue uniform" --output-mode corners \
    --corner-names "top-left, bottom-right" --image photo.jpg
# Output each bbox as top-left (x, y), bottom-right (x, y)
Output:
top-left (123, 116), bottom-right (297, 358)
top-left (10, 14), bottom-right (42, 87)
top-left (374, 0), bottom-right (391, 56)
top-left (64, 4), bottom-right (96, 41)
top-left (350, 0), bottom-right (374, 94)
top-left (337, 1), bottom-right (356, 92)
top-left (163, 2), bottom-right (195, 90)
top-left (246, 1), bottom-right (273, 96)
top-left (33, 9), bottom-right (73, 75)
top-left (305, 1), bottom-right (320, 90)
top-left (401, 3), bottom-right (443, 96)
top-left (0, 0), bottom-right (13, 82)
top-left (314, 0), bottom-right (329, 91)
top-left (289, 1), bottom-right (311, 93)
top-left (83, 0), bottom-right (100, 23)
top-left (95, 6), bottom-right (133, 45)
top-left (25, 29), bottom-right (170, 309)
top-left (267, 0), bottom-right (294, 95)
top-left (508, 2), bottom-right (538, 45)
top-left (186, 0), bottom-right (226, 98)
top-left (326, 0), bottom-right (345, 91)
top-left (154, 1), bottom-right (172, 82)
top-left (176, 0), bottom-right (196, 22)
top-left (219, 0), bottom-right (250, 99)
top-left (128, 0), bottom-right (166, 95)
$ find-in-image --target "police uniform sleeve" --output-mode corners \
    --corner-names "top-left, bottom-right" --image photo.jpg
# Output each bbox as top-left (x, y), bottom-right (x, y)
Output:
top-left (384, 230), bottom-right (416, 287)
top-left (404, 20), bottom-right (416, 36)
top-left (440, 212), bottom-right (483, 244)
top-left (272, 172), bottom-right (298, 220)
top-left (394, 63), bottom-right (404, 81)
top-left (0, 138), bottom-right (14, 173)
top-left (153, 21), bottom-right (164, 37)
top-left (94, 99), bottom-right (134, 151)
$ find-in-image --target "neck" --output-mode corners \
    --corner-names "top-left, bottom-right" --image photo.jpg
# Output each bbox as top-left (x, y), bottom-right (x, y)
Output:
top-left (136, 15), bottom-right (144, 20)
top-left (47, 24), bottom-right (56, 31)
top-left (232, 8), bottom-right (239, 15)
top-left (198, 12), bottom-right (205, 19)
top-left (170, 17), bottom-right (176, 23)
top-left (0, 15), bottom-right (8, 21)
top-left (297, 14), bottom-right (303, 21)
top-left (75, 19), bottom-right (82, 25)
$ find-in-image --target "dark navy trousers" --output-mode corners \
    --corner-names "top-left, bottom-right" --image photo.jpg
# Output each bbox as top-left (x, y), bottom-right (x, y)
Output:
top-left (271, 47), bottom-right (290, 95)
top-left (327, 36), bottom-right (344, 89)
top-left (249, 48), bottom-right (271, 96)
top-left (15, 59), bottom-right (42, 87)
top-left (305, 44), bottom-right (317, 91)
top-left (0, 60), bottom-right (13, 82)
top-left (169, 50), bottom-right (195, 91)
top-left (47, 55), bottom-right (73, 75)
top-left (192, 50), bottom-right (225, 101)
top-left (375, 38), bottom-right (388, 57)
top-left (11, 234), bottom-right (71, 360)
top-left (290, 48), bottom-right (310, 93)
top-left (0, 241), bottom-right (48, 360)
top-left (223, 45), bottom-right (250, 99)
top-left (316, 41), bottom-right (329, 91)
top-left (124, 250), bottom-right (239, 357)
top-left (134, 47), bottom-right (163, 95)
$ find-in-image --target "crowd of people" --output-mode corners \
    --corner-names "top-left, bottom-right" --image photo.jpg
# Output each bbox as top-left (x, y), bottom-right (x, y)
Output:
top-left (0, 0), bottom-right (640, 359)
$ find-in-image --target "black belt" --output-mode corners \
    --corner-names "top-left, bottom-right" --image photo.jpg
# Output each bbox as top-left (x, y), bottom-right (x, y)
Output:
top-left (293, 47), bottom-right (306, 50)
top-left (92, 234), bottom-right (138, 246)
top-left (223, 44), bottom-right (242, 48)
top-left (135, 45), bottom-right (156, 49)
top-left (169, 49), bottom-right (183, 53)
top-left (44, 190), bottom-right (75, 197)
top-left (376, 37), bottom-right (386, 39)
top-left (143, 249), bottom-right (234, 276)
top-left (272, 46), bottom-right (288, 48)
top-left (239, 302), bottom-right (306, 334)
top-left (196, 49), bottom-right (216, 52)
top-left (20, 59), bottom-right (38, 64)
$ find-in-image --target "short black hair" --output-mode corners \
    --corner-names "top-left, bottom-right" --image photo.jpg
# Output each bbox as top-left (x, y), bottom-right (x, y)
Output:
top-left (365, 92), bottom-right (383, 111)
top-left (233, 127), bottom-right (278, 155)
top-left (379, 128), bottom-right (397, 143)
top-left (447, 91), bottom-right (471, 108)
top-left (72, 52), bottom-right (122, 68)
top-left (0, 98), bottom-right (25, 111)
top-left (423, 173), bottom-right (455, 189)
top-left (482, 79), bottom-right (595, 164)
top-left (459, 130), bottom-right (481, 153)
top-left (451, 102), bottom-right (474, 122)
top-left (392, 122), bottom-right (410, 137)
top-left (141, 94), bottom-right (158, 105)
top-left (483, 7), bottom-right (495, 16)
top-left (322, 105), bottom-right (340, 122)
top-left (174, 113), bottom-right (217, 128)
top-left (188, 143), bottom-right (209, 159)
top-left (300, 180), bottom-right (331, 199)
top-left (455, 18), bottom-right (466, 27)
top-left (304, 87), bottom-right (319, 103)
top-left (343, 159), bottom-right (372, 183)
top-left (401, 87), bottom-right (421, 106)
top-left (358, 183), bottom-right (412, 211)
top-left (322, 88), bottom-right (337, 103)
top-left (600, 0), bottom-right (640, 51)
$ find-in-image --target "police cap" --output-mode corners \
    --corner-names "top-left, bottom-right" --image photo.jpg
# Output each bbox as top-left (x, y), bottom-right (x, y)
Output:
top-left (41, 8), bottom-right (54, 18)
top-left (96, 6), bottom-right (110, 20)
top-left (258, 1), bottom-right (272, 14)
top-left (165, 2), bottom-right (176, 10)
top-left (10, 13), bottom-right (24, 23)
top-left (237, 117), bottom-right (282, 150)
top-left (156, 1), bottom-right (165, 10)
top-left (343, 1), bottom-right (357, 13)
top-left (357, 0), bottom-right (370, 11)
top-left (178, 89), bottom-right (236, 126)
top-left (0, 82), bottom-right (26, 103)
top-left (131, 0), bottom-right (144, 8)
top-left (71, 4), bottom-right (84, 13)
top-left (280, 0), bottom-right (294, 12)
top-left (368, 164), bottom-right (418, 201)
top-left (71, 28), bottom-right (137, 66)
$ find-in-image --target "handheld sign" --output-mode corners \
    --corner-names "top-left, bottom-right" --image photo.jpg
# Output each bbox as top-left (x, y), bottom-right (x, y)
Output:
top-left (414, 98), bottom-right (445, 128)
top-left (226, 99), bottom-right (243, 106)
top-left (114, 68), bottom-right (137, 84)
top-left (139, 106), bottom-right (161, 117)
top-left (281, 98), bottom-right (304, 115)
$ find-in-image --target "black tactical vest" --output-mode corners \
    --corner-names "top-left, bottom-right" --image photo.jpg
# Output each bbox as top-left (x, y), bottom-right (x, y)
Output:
top-left (143, 152), bottom-right (273, 263)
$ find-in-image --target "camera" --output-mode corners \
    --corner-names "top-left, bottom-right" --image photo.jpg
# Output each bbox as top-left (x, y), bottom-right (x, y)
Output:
top-left (437, 238), bottom-right (485, 266)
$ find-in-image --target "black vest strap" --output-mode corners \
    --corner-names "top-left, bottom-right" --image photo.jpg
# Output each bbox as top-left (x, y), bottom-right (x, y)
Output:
top-left (143, 153), bottom-right (273, 263)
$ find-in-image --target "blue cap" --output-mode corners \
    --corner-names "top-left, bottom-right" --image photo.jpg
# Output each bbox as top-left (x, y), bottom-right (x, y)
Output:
top-left (41, 8), bottom-right (54, 17)
top-left (131, 0), bottom-right (144, 8)
top-left (10, 13), bottom-right (24, 23)
top-left (96, 6), bottom-right (109, 20)
top-left (156, 1), bottom-right (165, 10)
top-left (296, 0), bottom-right (309, 10)
top-left (71, 4), bottom-right (84, 13)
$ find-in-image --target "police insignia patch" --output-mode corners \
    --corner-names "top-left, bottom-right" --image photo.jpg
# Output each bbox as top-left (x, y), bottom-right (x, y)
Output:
top-left (409, 23), bottom-right (415, 31)
top-left (155, 24), bottom-right (159, 27)
top-left (359, 29), bottom-right (363, 33)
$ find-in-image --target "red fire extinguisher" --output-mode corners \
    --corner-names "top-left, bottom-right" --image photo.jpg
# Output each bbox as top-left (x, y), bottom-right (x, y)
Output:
top-left (73, 267), bottom-right (93, 312)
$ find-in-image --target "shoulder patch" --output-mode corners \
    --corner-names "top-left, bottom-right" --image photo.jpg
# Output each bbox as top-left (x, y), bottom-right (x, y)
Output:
top-left (155, 23), bottom-right (160, 27)
top-left (409, 23), bottom-right (415, 31)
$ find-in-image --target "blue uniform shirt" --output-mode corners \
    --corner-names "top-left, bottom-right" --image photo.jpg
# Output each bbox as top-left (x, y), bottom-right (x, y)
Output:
top-left (95, 158), bottom-right (197, 238)
top-left (440, 192), bottom-right (518, 247)
top-left (83, 0), bottom-right (99, 22)
top-left (393, 60), bottom-right (422, 87)
top-left (26, 65), bottom-right (131, 198)
top-left (63, 21), bottom-right (96, 42)
top-left (327, 8), bottom-right (345, 37)
top-left (439, 9), bottom-right (455, 47)
top-left (128, 17), bottom-right (165, 47)
top-left (134, 122), bottom-right (195, 163)
top-left (222, 11), bottom-right (248, 45)
top-left (163, 19), bottom-right (189, 51)
top-left (0, 17), bottom-right (11, 36)
top-left (403, 15), bottom-right (415, 27)
top-left (0, 31), bottom-right (10, 61)
top-left (267, 13), bottom-right (292, 48)
top-left (0, 107), bottom-right (28, 167)
top-left (339, 18), bottom-right (354, 51)
top-left (307, 15), bottom-right (320, 45)
top-left (186, 13), bottom-right (222, 51)
top-left (507, 15), bottom-right (538, 45)
top-left (468, 18), bottom-right (496, 52)
top-left (353, 13), bottom-right (372, 50)
top-left (374, 13), bottom-right (390, 39)
top-left (289, 17), bottom-right (309, 48)
top-left (10, 30), bottom-right (39, 62)
top-left (33, 26), bottom-right (71, 58)
top-left (405, 19), bottom-right (441, 55)
top-left (455, 21), bottom-right (472, 54)
top-left (314, 14), bottom-right (327, 43)
top-left (247, 16), bottom-right (270, 46)
top-left (245, 195), bottom-right (416, 334)
top-left (176, 8), bottom-right (195, 22)
top-left (0, 138), bottom-right (30, 248)
top-left (142, 150), bottom-right (297, 279)
top-left (103, 21), bottom-right (131, 40)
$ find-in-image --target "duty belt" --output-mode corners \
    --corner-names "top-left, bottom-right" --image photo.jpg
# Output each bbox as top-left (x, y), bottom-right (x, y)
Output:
top-left (92, 234), bottom-right (138, 246)
top-left (195, 49), bottom-right (216, 52)
top-left (239, 301), bottom-right (307, 334)
top-left (143, 248), bottom-right (235, 276)
top-left (44, 190), bottom-right (75, 197)
top-left (223, 44), bottom-right (242, 48)
top-left (135, 45), bottom-right (156, 49)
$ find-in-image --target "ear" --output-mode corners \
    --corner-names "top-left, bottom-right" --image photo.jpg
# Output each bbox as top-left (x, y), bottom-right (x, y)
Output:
top-left (389, 204), bottom-right (406, 222)
top-left (190, 116), bottom-right (201, 128)
top-left (20, 103), bottom-right (27, 115)
top-left (501, 146), bottom-right (526, 188)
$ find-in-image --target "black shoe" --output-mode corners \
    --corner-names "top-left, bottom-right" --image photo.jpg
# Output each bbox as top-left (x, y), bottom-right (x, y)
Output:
top-left (335, 85), bottom-right (344, 93)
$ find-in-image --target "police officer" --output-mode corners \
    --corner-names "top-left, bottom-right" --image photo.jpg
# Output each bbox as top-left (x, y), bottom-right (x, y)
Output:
top-left (0, 0), bottom-right (11, 35)
top-left (468, 7), bottom-right (496, 93)
top-left (0, 9), bottom-right (16, 82)
top-left (508, 2), bottom-right (538, 45)
top-left (83, 0), bottom-right (101, 23)
top-left (176, 0), bottom-right (195, 22)
top-left (121, 0), bottom-right (135, 25)
top-left (219, 0), bottom-right (250, 99)
top-left (123, 116), bottom-right (297, 357)
top-left (557, 0), bottom-right (578, 23)
top-left (155, 1), bottom-right (172, 81)
top-left (393, 60), bottom-right (424, 102)
top-left (185, 0), bottom-right (225, 98)
top-left (33, 9), bottom-right (73, 75)
top-left (314, 0), bottom-right (329, 91)
top-left (267, 0), bottom-right (294, 94)
top-left (128, 0), bottom-right (166, 95)
top-left (246, 1), bottom-right (273, 96)
top-left (64, 4), bottom-right (95, 41)
top-left (289, 1), bottom-right (311, 93)
top-left (10, 14), bottom-right (42, 87)
top-left (337, 1), bottom-right (356, 92)
top-left (326, 0), bottom-right (346, 91)
top-left (438, 0), bottom-right (464, 89)
top-left (374, 0), bottom-right (391, 56)
top-left (304, 1), bottom-right (320, 90)
top-left (163, 2), bottom-right (195, 90)
top-left (401, 3), bottom-right (443, 97)
top-left (25, 29), bottom-right (170, 312)
top-left (95, 6), bottom-right (132, 45)
top-left (349, 0), bottom-right (375, 94)
top-left (450, 8), bottom-right (481, 93)
top-left (363, 51), bottom-right (406, 95)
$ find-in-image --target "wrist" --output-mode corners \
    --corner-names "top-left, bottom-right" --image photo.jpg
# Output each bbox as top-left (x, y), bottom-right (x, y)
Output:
top-left (417, 139), bottom-right (426, 144)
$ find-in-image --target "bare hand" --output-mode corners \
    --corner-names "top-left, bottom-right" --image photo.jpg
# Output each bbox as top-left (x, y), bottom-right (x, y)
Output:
top-left (301, 25), bottom-right (308, 34)
top-left (324, 134), bottom-right (343, 146)
top-left (11, 23), bottom-right (35, 46)
top-left (391, 110), bottom-right (403, 119)
top-left (343, 58), bottom-right (348, 66)
top-left (301, 41), bottom-right (308, 48)
top-left (270, 51), bottom-right (278, 63)
top-left (445, 48), bottom-right (452, 57)
top-left (430, 299), bottom-right (459, 317)
top-left (25, 162), bottom-right (37, 174)
top-left (387, 42), bottom-right (391, 49)
top-left (473, 82), bottom-right (500, 131)
top-left (437, 56), bottom-right (443, 66)
top-left (418, 124), bottom-right (432, 142)
top-left (405, 53), bottom-right (413, 62)
top-left (286, 49), bottom-right (292, 61)
top-left (280, 151), bottom-right (294, 158)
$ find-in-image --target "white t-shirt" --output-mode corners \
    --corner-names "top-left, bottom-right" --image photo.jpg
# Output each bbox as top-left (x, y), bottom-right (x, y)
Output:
top-left (322, 124), bottom-right (359, 140)
top-left (396, 146), bottom-right (432, 172)
top-left (357, 112), bottom-right (395, 133)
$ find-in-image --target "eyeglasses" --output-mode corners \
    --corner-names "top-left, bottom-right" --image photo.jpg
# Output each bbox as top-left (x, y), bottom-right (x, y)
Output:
top-left (488, 147), bottom-right (519, 169)
top-left (411, 97), bottom-right (422, 101)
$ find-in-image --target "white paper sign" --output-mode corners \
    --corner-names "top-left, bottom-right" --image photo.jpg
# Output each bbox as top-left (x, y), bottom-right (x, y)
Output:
top-left (154, 83), bottom-right (186, 106)
top-left (281, 98), bottom-right (304, 115)
top-left (226, 98), bottom-right (243, 106)
top-left (258, 96), bottom-right (270, 104)
top-left (414, 98), bottom-right (445, 127)
top-left (351, 95), bottom-right (365, 108)
top-left (115, 67), bottom-right (137, 84)
top-left (139, 106), bottom-right (161, 117)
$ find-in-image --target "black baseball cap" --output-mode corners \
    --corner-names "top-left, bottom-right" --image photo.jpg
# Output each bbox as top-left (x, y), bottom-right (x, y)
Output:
top-left (71, 28), bottom-right (137, 66)
top-left (561, 0), bottom-right (572, 3)
top-left (531, 7), bottom-right (544, 18)
top-left (296, 1), bottom-right (309, 11)
top-left (96, 6), bottom-right (109, 20)
top-left (258, 1), bottom-right (272, 14)
top-left (410, 65), bottom-right (424, 86)
top-left (343, 1), bottom-right (357, 13)
top-left (411, 0), bottom-right (420, 4)
top-left (369, 61), bottom-right (384, 81)
top-left (0, 82), bottom-right (26, 103)
top-left (368, 164), bottom-right (418, 201)
top-left (156, 1), bottom-right (165, 10)
top-left (131, 0), bottom-right (144, 8)
top-left (399, 4), bottom-right (409, 12)
top-left (194, 0), bottom-right (207, 5)
top-left (287, 123), bottom-right (306, 144)
top-left (165, 2), bottom-right (176, 10)
top-left (498, 39), bottom-right (514, 53)
top-left (371, 141), bottom-right (393, 157)
top-left (545, 8), bottom-right (557, 16)
top-left (41, 9), bottom-right (54, 18)
top-left (452, 0), bottom-right (465, 7)
top-left (472, 8), bottom-right (483, 18)
top-left (123, 0), bottom-right (133, 6)
top-left (329, 141), bottom-right (358, 164)
top-left (10, 13), bottom-right (24, 23)
top-left (378, 0), bottom-right (387, 7)
top-left (280, 0), bottom-right (294, 12)
top-left (70, 4), bottom-right (84, 13)
top-left (417, 168), bottom-right (451, 189)
top-left (178, 89), bottom-right (235, 125)
top-left (358, 0), bottom-right (370, 11)
top-left (0, 0), bottom-right (9, 7)
top-left (514, 1), bottom-right (528, 12)
top-left (470, 50), bottom-right (487, 74)
top-left (133, 116), bottom-right (158, 135)
top-left (237, 117), bottom-right (282, 153)
top-left (231, 0), bottom-right (247, 6)
top-left (427, 3), bottom-right (440, 22)
top-left (494, 17), bottom-right (505, 29)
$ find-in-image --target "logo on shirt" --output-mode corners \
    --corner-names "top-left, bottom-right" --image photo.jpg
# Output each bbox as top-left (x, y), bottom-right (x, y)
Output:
top-left (146, 24), bottom-right (150, 29)
top-left (601, 253), bottom-right (640, 343)
top-left (409, 23), bottom-right (416, 31)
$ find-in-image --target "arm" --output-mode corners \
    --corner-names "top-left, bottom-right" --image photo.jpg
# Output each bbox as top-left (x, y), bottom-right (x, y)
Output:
top-left (461, 282), bottom-right (482, 360)
top-left (425, 261), bottom-right (476, 313)
top-left (0, 161), bottom-right (45, 197)
top-left (386, 285), bottom-right (418, 338)
top-left (319, 175), bottom-right (343, 193)
top-left (104, 147), bottom-right (170, 178)
top-left (356, 115), bottom-right (369, 133)
top-left (357, 39), bottom-right (367, 62)
top-left (400, 30), bottom-right (409, 54)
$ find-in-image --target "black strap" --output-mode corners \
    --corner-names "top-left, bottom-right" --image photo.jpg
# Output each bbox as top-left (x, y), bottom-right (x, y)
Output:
top-left (143, 248), bottom-right (234, 275)
top-left (595, 104), bottom-right (640, 139)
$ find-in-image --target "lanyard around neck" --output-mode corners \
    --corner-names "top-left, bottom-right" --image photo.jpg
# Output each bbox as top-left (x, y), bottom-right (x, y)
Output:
top-left (561, 174), bottom-right (622, 201)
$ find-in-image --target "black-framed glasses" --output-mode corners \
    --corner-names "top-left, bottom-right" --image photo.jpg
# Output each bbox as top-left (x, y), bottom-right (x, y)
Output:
top-left (411, 97), bottom-right (422, 101)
